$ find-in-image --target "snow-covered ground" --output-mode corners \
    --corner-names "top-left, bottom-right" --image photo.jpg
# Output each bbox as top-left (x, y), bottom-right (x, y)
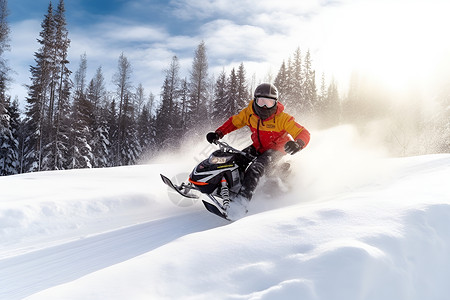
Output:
top-left (1, 126), bottom-right (449, 300)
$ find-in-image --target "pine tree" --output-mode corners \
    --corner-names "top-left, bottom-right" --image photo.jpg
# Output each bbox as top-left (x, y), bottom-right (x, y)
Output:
top-left (22, 0), bottom-right (72, 172)
top-left (0, 92), bottom-right (7, 129)
top-left (106, 98), bottom-right (118, 166)
top-left (120, 92), bottom-right (141, 165)
top-left (147, 91), bottom-right (156, 119)
top-left (135, 83), bottom-right (145, 116)
top-left (205, 73), bottom-right (215, 124)
top-left (0, 0), bottom-right (10, 102)
top-left (91, 104), bottom-right (110, 168)
top-left (274, 60), bottom-right (288, 104)
top-left (236, 63), bottom-right (249, 110)
top-left (155, 56), bottom-right (181, 149)
top-left (285, 58), bottom-right (294, 108)
top-left (73, 54), bottom-right (87, 94)
top-left (42, 0), bottom-right (72, 171)
top-left (302, 49), bottom-right (316, 115)
top-left (291, 48), bottom-right (303, 109)
top-left (0, 0), bottom-right (17, 176)
top-left (137, 101), bottom-right (153, 158)
top-left (211, 70), bottom-right (227, 125)
top-left (8, 98), bottom-right (21, 173)
top-left (87, 66), bottom-right (109, 168)
top-left (0, 97), bottom-right (20, 175)
top-left (179, 79), bottom-right (188, 131)
top-left (69, 53), bottom-right (94, 169)
top-left (186, 41), bottom-right (209, 133)
top-left (112, 52), bottom-right (133, 165)
top-left (89, 66), bottom-right (106, 116)
top-left (23, 2), bottom-right (55, 172)
top-left (226, 68), bottom-right (238, 116)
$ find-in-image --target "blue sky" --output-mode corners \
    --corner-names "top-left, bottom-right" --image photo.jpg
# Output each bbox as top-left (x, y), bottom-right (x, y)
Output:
top-left (7, 0), bottom-right (450, 107)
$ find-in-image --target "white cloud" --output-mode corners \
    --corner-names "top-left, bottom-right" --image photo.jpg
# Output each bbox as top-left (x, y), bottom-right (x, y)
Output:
top-left (169, 0), bottom-right (336, 81)
top-left (96, 22), bottom-right (168, 43)
top-left (170, 0), bottom-right (322, 20)
top-left (201, 20), bottom-right (266, 59)
top-left (9, 20), bottom-right (43, 106)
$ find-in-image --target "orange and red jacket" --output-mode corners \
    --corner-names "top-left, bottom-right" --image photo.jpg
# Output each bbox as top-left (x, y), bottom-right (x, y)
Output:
top-left (216, 100), bottom-right (310, 154)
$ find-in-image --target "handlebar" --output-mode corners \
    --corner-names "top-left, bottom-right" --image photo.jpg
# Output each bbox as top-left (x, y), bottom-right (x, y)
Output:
top-left (215, 141), bottom-right (256, 160)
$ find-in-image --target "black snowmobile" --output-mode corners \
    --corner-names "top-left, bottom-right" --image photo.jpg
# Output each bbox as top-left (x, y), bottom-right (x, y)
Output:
top-left (161, 141), bottom-right (256, 220)
top-left (161, 141), bottom-right (291, 220)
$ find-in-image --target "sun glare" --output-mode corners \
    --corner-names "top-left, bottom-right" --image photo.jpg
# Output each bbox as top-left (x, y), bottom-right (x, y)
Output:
top-left (319, 0), bottom-right (449, 98)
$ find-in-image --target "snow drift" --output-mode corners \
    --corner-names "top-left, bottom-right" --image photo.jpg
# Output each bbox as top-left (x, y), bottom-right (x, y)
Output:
top-left (0, 126), bottom-right (449, 300)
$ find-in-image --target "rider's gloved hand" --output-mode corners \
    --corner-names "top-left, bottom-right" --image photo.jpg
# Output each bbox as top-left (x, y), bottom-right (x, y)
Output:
top-left (206, 131), bottom-right (221, 144)
top-left (284, 140), bottom-right (304, 155)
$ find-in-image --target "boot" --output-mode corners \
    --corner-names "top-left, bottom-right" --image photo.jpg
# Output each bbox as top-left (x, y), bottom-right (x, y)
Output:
top-left (237, 158), bottom-right (265, 201)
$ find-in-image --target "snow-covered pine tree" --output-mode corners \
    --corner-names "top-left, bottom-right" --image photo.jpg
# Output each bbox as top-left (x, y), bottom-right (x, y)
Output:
top-left (23, 2), bottom-right (55, 172)
top-left (23, 0), bottom-right (72, 172)
top-left (87, 66), bottom-right (110, 168)
top-left (92, 108), bottom-right (110, 168)
top-left (0, 0), bottom-right (19, 176)
top-left (41, 0), bottom-right (71, 171)
top-left (0, 97), bottom-right (19, 175)
top-left (0, 0), bottom-right (10, 98)
top-left (3, 98), bottom-right (21, 175)
top-left (0, 98), bottom-right (10, 174)
top-left (8, 98), bottom-right (21, 173)
top-left (69, 54), bottom-right (94, 169)
top-left (106, 98), bottom-right (118, 166)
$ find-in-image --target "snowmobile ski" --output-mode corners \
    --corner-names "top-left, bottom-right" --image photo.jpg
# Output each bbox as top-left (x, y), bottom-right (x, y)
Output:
top-left (160, 174), bottom-right (199, 199)
top-left (202, 200), bottom-right (230, 221)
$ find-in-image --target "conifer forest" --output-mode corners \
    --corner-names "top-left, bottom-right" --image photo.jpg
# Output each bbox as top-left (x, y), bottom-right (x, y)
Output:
top-left (0, 0), bottom-right (449, 176)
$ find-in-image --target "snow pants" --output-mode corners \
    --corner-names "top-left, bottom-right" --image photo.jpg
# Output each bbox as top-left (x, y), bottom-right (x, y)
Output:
top-left (239, 146), bottom-right (284, 200)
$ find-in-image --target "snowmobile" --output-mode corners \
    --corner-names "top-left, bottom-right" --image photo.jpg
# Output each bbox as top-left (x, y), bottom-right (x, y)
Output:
top-left (161, 141), bottom-right (258, 220)
top-left (161, 141), bottom-right (292, 220)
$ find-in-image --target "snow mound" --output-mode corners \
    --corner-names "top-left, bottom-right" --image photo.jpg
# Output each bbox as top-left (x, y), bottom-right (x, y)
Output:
top-left (0, 153), bottom-right (446, 300)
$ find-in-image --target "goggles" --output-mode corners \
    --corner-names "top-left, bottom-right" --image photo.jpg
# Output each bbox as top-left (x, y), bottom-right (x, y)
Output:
top-left (255, 97), bottom-right (277, 108)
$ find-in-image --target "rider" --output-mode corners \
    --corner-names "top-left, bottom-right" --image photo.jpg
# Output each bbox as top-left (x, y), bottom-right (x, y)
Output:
top-left (206, 83), bottom-right (310, 207)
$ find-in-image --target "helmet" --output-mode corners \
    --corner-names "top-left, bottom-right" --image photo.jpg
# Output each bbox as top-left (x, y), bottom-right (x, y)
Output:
top-left (254, 83), bottom-right (278, 100)
top-left (252, 83), bottom-right (279, 120)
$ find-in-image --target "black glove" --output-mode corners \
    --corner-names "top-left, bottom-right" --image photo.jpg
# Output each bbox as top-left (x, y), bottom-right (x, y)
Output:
top-left (206, 131), bottom-right (220, 144)
top-left (284, 140), bottom-right (304, 155)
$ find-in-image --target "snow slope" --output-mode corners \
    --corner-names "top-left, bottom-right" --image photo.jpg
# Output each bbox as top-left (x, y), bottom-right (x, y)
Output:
top-left (1, 126), bottom-right (449, 300)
